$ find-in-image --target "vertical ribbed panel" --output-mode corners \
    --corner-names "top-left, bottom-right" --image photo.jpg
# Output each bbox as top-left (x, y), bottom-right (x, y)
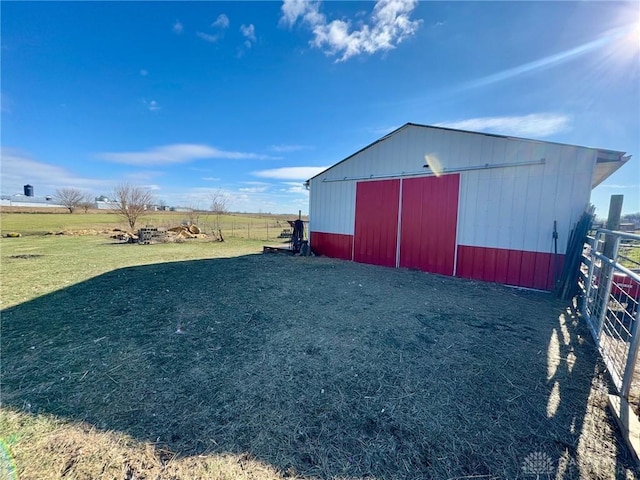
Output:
top-left (399, 174), bottom-right (459, 276)
top-left (353, 180), bottom-right (400, 267)
top-left (456, 245), bottom-right (563, 290)
top-left (309, 232), bottom-right (353, 260)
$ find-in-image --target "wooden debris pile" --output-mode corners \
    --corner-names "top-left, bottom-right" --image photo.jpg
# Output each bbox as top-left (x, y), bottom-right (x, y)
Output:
top-left (167, 225), bottom-right (203, 238)
top-left (109, 224), bottom-right (219, 244)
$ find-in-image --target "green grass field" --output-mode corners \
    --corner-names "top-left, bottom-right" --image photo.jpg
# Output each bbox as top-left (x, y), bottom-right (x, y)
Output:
top-left (0, 211), bottom-right (304, 309)
top-left (1, 235), bottom-right (269, 309)
top-left (0, 211), bottom-right (304, 241)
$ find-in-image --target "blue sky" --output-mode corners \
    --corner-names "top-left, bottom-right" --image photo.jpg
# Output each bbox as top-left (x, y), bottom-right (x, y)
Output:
top-left (2, 0), bottom-right (639, 215)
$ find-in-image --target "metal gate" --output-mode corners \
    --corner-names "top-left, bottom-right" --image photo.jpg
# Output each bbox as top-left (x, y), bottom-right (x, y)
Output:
top-left (579, 229), bottom-right (640, 401)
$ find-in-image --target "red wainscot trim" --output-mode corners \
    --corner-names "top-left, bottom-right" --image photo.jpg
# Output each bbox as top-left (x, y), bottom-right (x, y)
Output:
top-left (456, 245), bottom-right (565, 291)
top-left (310, 232), bottom-right (354, 261)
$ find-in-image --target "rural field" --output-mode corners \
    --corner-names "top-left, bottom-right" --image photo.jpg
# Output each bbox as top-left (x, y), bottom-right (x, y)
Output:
top-left (1, 212), bottom-right (639, 479)
top-left (0, 210), bottom-right (303, 241)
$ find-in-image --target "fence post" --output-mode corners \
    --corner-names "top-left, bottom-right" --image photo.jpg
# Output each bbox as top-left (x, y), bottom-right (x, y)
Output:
top-left (621, 306), bottom-right (640, 399)
top-left (603, 194), bottom-right (623, 259)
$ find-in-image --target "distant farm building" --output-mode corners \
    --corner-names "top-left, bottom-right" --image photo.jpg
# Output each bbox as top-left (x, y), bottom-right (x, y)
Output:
top-left (307, 123), bottom-right (630, 291)
top-left (0, 194), bottom-right (62, 208)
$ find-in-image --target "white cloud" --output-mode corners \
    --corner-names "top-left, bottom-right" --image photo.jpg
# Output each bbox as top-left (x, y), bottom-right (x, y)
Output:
top-left (280, 0), bottom-right (421, 61)
top-left (146, 100), bottom-right (160, 112)
top-left (198, 14), bottom-right (230, 43)
top-left (202, 177), bottom-right (221, 182)
top-left (173, 20), bottom-right (184, 34)
top-left (239, 186), bottom-right (269, 193)
top-left (436, 113), bottom-right (571, 138)
top-left (240, 24), bottom-right (256, 49)
top-left (280, 0), bottom-right (316, 27)
top-left (269, 144), bottom-right (313, 153)
top-left (97, 144), bottom-right (279, 166)
top-left (160, 184), bottom-right (310, 214)
top-left (212, 14), bottom-right (230, 29)
top-left (0, 148), bottom-right (113, 196)
top-left (462, 28), bottom-right (628, 91)
top-left (241, 24), bottom-right (256, 42)
top-left (282, 184), bottom-right (308, 194)
top-left (253, 166), bottom-right (329, 180)
top-left (197, 32), bottom-right (221, 43)
top-left (279, 181), bottom-right (309, 194)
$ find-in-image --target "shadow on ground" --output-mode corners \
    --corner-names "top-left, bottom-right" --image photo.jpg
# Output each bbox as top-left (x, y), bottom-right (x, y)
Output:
top-left (1, 254), bottom-right (637, 478)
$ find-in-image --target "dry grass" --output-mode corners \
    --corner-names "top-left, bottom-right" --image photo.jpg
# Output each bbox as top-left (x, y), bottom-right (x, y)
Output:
top-left (1, 244), bottom-right (639, 479)
top-left (0, 409), bottom-right (285, 480)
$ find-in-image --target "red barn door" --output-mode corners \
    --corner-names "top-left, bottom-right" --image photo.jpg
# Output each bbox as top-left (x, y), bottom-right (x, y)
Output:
top-left (399, 174), bottom-right (459, 276)
top-left (353, 179), bottom-right (400, 267)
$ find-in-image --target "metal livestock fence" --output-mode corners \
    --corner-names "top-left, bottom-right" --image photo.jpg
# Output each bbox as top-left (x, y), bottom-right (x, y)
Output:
top-left (579, 229), bottom-right (640, 403)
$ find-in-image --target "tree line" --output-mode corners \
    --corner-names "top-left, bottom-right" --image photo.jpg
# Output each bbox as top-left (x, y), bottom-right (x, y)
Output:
top-left (55, 184), bottom-right (230, 231)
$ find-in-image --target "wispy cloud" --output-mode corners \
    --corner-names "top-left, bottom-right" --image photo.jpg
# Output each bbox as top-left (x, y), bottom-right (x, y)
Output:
top-left (1, 148), bottom-right (112, 195)
top-left (212, 14), bottom-right (230, 29)
top-left (202, 177), bottom-right (221, 182)
top-left (462, 25), bottom-right (634, 90)
top-left (253, 166), bottom-right (329, 180)
top-left (242, 181), bottom-right (271, 185)
top-left (598, 184), bottom-right (639, 189)
top-left (197, 32), bottom-right (221, 43)
top-left (167, 184), bottom-right (308, 214)
top-left (436, 113), bottom-right (571, 138)
top-left (240, 24), bottom-right (256, 48)
top-left (139, 69), bottom-right (148, 76)
top-left (280, 181), bottom-right (309, 194)
top-left (145, 99), bottom-right (160, 112)
top-left (172, 20), bottom-right (184, 34)
top-left (281, 185), bottom-right (308, 194)
top-left (97, 144), bottom-right (279, 166)
top-left (268, 144), bottom-right (313, 153)
top-left (198, 13), bottom-right (230, 43)
top-left (239, 186), bottom-right (269, 193)
top-left (280, 0), bottom-right (422, 62)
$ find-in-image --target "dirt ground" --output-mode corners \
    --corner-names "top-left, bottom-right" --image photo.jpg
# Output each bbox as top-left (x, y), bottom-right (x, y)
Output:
top-left (2, 253), bottom-right (638, 479)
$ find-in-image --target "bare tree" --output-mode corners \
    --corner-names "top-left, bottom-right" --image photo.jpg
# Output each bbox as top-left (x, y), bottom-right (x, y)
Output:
top-left (79, 193), bottom-right (95, 213)
top-left (210, 189), bottom-right (231, 230)
top-left (113, 183), bottom-right (154, 230)
top-left (210, 189), bottom-right (231, 215)
top-left (55, 188), bottom-right (86, 213)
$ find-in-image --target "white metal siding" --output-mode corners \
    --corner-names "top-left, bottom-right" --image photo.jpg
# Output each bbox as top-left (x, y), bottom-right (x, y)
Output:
top-left (309, 125), bottom-right (598, 254)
